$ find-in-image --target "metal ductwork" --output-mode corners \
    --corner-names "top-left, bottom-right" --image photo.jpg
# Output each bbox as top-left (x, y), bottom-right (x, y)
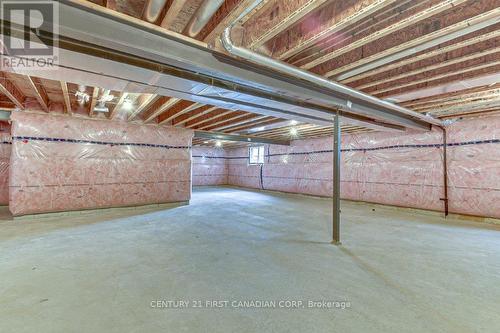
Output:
top-left (185, 0), bottom-right (225, 37)
top-left (160, 0), bottom-right (185, 28)
top-left (143, 0), bottom-right (168, 23)
top-left (221, 25), bottom-right (443, 127)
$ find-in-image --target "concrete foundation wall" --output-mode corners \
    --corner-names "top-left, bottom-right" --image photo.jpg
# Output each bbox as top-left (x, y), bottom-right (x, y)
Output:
top-left (192, 147), bottom-right (228, 186)
top-left (9, 113), bottom-right (193, 216)
top-left (223, 114), bottom-right (500, 219)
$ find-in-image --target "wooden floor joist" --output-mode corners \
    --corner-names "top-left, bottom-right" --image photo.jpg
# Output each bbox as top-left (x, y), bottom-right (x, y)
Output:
top-left (303, 0), bottom-right (467, 70)
top-left (341, 29), bottom-right (500, 84)
top-left (325, 7), bottom-right (500, 78)
top-left (355, 48), bottom-right (500, 90)
top-left (275, 0), bottom-right (400, 60)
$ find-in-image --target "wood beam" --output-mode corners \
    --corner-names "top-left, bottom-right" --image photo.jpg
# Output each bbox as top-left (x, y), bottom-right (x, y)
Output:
top-left (407, 87), bottom-right (500, 110)
top-left (373, 61), bottom-right (500, 97)
top-left (288, 0), bottom-right (415, 66)
top-left (341, 29), bottom-right (500, 84)
top-left (207, 115), bottom-right (268, 131)
top-left (196, 112), bottom-right (251, 130)
top-left (158, 101), bottom-right (200, 125)
top-left (26, 76), bottom-right (50, 112)
top-left (173, 105), bottom-right (218, 126)
top-left (224, 117), bottom-right (281, 132)
top-left (108, 92), bottom-right (127, 119)
top-left (263, 0), bottom-right (399, 60)
top-left (325, 7), bottom-right (500, 78)
top-left (185, 109), bottom-right (235, 128)
top-left (355, 48), bottom-right (500, 91)
top-left (88, 87), bottom-right (99, 117)
top-left (376, 61), bottom-right (500, 98)
top-left (60, 81), bottom-right (72, 115)
top-left (202, 0), bottom-right (264, 43)
top-left (128, 94), bottom-right (158, 120)
top-left (143, 97), bottom-right (180, 123)
top-left (303, 0), bottom-right (466, 70)
top-left (0, 72), bottom-right (24, 109)
top-left (243, 0), bottom-right (330, 50)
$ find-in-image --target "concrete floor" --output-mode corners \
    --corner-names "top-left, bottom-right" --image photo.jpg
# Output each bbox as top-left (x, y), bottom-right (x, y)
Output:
top-left (1, 186), bottom-right (499, 333)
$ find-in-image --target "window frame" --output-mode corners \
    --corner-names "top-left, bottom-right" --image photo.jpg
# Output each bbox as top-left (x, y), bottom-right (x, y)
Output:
top-left (248, 145), bottom-right (265, 165)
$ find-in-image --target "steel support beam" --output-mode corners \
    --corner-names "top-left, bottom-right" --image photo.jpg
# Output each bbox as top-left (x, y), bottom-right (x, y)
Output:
top-left (332, 111), bottom-right (341, 245)
top-left (194, 130), bottom-right (290, 146)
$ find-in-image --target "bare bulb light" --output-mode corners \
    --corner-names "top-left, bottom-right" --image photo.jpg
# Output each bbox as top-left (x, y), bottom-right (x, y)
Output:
top-left (122, 99), bottom-right (133, 110)
top-left (290, 127), bottom-right (298, 136)
top-left (215, 140), bottom-right (222, 147)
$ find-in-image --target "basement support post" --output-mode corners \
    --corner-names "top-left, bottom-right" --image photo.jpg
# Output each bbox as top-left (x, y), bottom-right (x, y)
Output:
top-left (440, 126), bottom-right (449, 217)
top-left (332, 110), bottom-right (341, 245)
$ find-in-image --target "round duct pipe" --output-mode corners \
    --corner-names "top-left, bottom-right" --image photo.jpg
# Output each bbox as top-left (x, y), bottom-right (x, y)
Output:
top-left (185, 0), bottom-right (225, 37)
top-left (144, 0), bottom-right (168, 23)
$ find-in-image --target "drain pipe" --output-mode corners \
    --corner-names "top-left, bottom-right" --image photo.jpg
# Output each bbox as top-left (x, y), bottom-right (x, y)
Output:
top-left (221, 26), bottom-right (443, 127)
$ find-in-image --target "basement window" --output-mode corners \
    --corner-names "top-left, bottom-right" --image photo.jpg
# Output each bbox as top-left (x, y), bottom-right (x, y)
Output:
top-left (249, 146), bottom-right (265, 165)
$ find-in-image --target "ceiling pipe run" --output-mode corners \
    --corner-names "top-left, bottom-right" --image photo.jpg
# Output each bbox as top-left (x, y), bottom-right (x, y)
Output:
top-left (143, 0), bottom-right (169, 23)
top-left (185, 0), bottom-right (225, 37)
top-left (159, 0), bottom-right (185, 28)
top-left (221, 26), bottom-right (443, 127)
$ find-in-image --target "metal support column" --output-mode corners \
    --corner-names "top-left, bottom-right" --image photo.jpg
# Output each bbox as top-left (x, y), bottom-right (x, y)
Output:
top-left (332, 111), bottom-right (341, 245)
top-left (440, 127), bottom-right (449, 217)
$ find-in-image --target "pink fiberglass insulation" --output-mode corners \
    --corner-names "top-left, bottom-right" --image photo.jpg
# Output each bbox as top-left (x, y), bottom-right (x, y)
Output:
top-left (9, 112), bottom-right (193, 216)
top-left (192, 147), bottom-right (228, 186)
top-left (0, 122), bottom-right (11, 205)
top-left (225, 114), bottom-right (500, 219)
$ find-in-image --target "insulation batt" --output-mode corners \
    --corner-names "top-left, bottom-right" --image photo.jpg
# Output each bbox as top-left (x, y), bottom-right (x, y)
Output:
top-left (0, 122), bottom-right (11, 205)
top-left (192, 146), bottom-right (227, 186)
top-left (9, 112), bottom-right (193, 216)
top-left (195, 114), bottom-right (499, 219)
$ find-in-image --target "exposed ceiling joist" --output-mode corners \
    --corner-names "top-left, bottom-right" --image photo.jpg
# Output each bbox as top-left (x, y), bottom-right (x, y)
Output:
top-left (88, 87), bottom-right (99, 117)
top-left (304, 0), bottom-right (467, 70)
top-left (26, 76), bottom-right (50, 112)
top-left (374, 61), bottom-right (500, 97)
top-left (330, 8), bottom-right (500, 79)
top-left (341, 29), bottom-right (500, 84)
top-left (158, 101), bottom-right (201, 125)
top-left (109, 92), bottom-right (127, 119)
top-left (186, 109), bottom-right (235, 128)
top-left (245, 0), bottom-right (330, 49)
top-left (271, 0), bottom-right (400, 60)
top-left (173, 105), bottom-right (218, 126)
top-left (0, 72), bottom-right (24, 110)
top-left (205, 114), bottom-right (266, 131)
top-left (144, 97), bottom-right (181, 123)
top-left (202, 0), bottom-right (263, 43)
top-left (356, 48), bottom-right (500, 91)
top-left (128, 94), bottom-right (158, 120)
top-left (60, 81), bottom-right (72, 115)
